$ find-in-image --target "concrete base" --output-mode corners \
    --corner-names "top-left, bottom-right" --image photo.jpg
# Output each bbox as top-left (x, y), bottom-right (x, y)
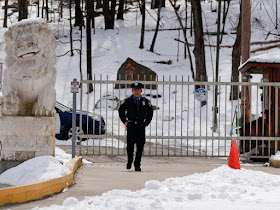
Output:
top-left (0, 116), bottom-right (55, 161)
top-left (0, 161), bottom-right (21, 174)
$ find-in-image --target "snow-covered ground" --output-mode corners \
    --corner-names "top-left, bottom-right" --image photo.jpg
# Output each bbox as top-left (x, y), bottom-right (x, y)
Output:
top-left (0, 0), bottom-right (280, 209)
top-left (33, 165), bottom-right (280, 210)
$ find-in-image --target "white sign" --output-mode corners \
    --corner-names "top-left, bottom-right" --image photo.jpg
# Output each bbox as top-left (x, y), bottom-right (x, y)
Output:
top-left (194, 88), bottom-right (207, 102)
top-left (71, 81), bottom-right (79, 93)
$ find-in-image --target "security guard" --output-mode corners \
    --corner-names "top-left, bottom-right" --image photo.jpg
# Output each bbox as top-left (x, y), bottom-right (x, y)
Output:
top-left (118, 82), bottom-right (153, 171)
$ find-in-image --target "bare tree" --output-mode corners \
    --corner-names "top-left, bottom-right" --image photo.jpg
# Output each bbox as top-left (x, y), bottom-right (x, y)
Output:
top-left (169, 0), bottom-right (194, 80)
top-left (103, 0), bottom-right (116, 29)
top-left (139, 0), bottom-right (146, 49)
top-left (96, 0), bottom-right (102, 9)
top-left (220, 0), bottom-right (230, 44)
top-left (60, 0), bottom-right (63, 19)
top-left (150, 0), bottom-right (161, 52)
top-left (37, 0), bottom-right (40, 17)
top-left (18, 0), bottom-right (28, 21)
top-left (3, 0), bottom-right (8, 27)
top-left (41, 0), bottom-right (44, 18)
top-left (230, 6), bottom-right (241, 100)
top-left (190, 0), bottom-right (207, 85)
top-left (70, 0), bottom-right (74, 56)
top-left (74, 0), bottom-right (83, 26)
top-left (46, 0), bottom-right (49, 21)
top-left (86, 0), bottom-right (93, 92)
top-left (117, 0), bottom-right (125, 20)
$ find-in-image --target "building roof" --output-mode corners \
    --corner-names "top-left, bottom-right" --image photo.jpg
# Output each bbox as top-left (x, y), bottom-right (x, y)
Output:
top-left (239, 50), bottom-right (280, 74)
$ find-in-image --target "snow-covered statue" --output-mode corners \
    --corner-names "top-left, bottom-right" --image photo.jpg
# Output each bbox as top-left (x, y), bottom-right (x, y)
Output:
top-left (0, 18), bottom-right (57, 116)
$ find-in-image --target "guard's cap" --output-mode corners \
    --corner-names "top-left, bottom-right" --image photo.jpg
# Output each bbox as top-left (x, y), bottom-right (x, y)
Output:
top-left (131, 82), bottom-right (143, 90)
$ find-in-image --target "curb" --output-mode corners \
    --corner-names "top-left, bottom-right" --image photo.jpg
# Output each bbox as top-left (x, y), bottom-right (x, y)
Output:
top-left (0, 156), bottom-right (83, 206)
top-left (270, 159), bottom-right (280, 168)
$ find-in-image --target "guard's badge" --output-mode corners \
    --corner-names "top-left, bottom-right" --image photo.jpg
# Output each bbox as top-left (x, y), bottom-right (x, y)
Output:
top-left (135, 82), bottom-right (138, 86)
top-left (148, 101), bottom-right (151, 106)
top-left (142, 101), bottom-right (145, 106)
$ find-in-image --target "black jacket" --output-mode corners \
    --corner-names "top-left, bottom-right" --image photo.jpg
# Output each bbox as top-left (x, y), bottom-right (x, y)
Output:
top-left (118, 95), bottom-right (153, 127)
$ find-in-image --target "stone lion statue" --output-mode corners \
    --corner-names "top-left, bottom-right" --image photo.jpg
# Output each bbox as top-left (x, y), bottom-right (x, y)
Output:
top-left (0, 18), bottom-right (57, 116)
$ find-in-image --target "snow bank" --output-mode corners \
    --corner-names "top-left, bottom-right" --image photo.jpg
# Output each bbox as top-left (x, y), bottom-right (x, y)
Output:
top-left (0, 156), bottom-right (70, 186)
top-left (270, 151), bottom-right (280, 160)
top-left (33, 165), bottom-right (280, 210)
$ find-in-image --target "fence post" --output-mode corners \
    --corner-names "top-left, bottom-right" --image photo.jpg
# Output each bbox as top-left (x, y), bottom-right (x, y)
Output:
top-left (71, 78), bottom-right (79, 158)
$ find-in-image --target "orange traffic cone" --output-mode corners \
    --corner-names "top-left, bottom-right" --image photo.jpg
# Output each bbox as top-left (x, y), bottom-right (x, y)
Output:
top-left (228, 138), bottom-right (241, 169)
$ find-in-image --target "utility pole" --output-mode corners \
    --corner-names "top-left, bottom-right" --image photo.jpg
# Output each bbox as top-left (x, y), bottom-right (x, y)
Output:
top-left (213, 0), bottom-right (222, 132)
top-left (241, 0), bottom-right (251, 126)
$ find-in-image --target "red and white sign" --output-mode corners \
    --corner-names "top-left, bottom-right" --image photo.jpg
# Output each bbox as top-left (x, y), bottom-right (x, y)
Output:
top-left (71, 81), bottom-right (79, 93)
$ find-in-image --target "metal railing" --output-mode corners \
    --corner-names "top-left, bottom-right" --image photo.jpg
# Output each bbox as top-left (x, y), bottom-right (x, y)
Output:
top-left (78, 75), bottom-right (280, 158)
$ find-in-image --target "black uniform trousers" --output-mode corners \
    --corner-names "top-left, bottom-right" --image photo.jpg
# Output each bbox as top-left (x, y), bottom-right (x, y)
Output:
top-left (127, 123), bottom-right (145, 168)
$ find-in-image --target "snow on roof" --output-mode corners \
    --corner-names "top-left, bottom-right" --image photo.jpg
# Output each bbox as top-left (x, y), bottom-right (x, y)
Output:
top-left (11, 18), bottom-right (45, 27)
top-left (247, 49), bottom-right (280, 64)
top-left (239, 49), bottom-right (280, 70)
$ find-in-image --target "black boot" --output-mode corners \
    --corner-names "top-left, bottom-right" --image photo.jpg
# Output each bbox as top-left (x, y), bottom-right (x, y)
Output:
top-left (126, 163), bottom-right (132, 169)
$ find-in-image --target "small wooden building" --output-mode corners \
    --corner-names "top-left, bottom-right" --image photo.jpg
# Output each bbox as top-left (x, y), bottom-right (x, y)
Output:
top-left (239, 51), bottom-right (280, 157)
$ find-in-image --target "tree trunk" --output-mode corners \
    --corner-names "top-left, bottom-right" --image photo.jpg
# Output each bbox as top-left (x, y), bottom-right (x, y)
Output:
top-left (41, 0), bottom-right (44, 18)
top-left (92, 0), bottom-right (95, 29)
top-left (191, 0), bottom-right (207, 86)
top-left (168, 0), bottom-right (195, 81)
top-left (230, 7), bottom-right (242, 100)
top-left (60, 0), bottom-right (63, 19)
top-left (86, 0), bottom-right (93, 93)
top-left (46, 0), bottom-right (49, 21)
top-left (74, 0), bottom-right (83, 26)
top-left (103, 0), bottom-right (116, 29)
top-left (96, 0), bottom-right (102, 9)
top-left (18, 0), bottom-right (28, 21)
top-left (220, 0), bottom-right (230, 44)
top-left (117, 0), bottom-right (125, 20)
top-left (139, 0), bottom-right (145, 49)
top-left (70, 0), bottom-right (74, 56)
top-left (37, 0), bottom-right (40, 17)
top-left (3, 0), bottom-right (8, 27)
top-left (149, 0), bottom-right (161, 52)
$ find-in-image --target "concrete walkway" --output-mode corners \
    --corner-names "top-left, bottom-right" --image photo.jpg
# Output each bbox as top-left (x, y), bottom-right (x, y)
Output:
top-left (5, 156), bottom-right (280, 210)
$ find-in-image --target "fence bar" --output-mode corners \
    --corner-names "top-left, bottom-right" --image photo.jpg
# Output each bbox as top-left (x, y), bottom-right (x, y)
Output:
top-left (275, 87), bottom-right (278, 154)
top-left (79, 81), bottom-right (83, 156)
top-left (187, 76), bottom-right (189, 156)
top-left (162, 75), bottom-right (165, 156)
top-left (77, 77), bottom-right (280, 159)
top-left (86, 77), bottom-right (89, 155)
top-left (156, 76), bottom-right (159, 155)
top-left (180, 76), bottom-right (183, 156)
top-left (193, 84), bottom-right (195, 156)
top-left (175, 75), bottom-right (177, 156)
top-left (93, 74), bottom-right (96, 154)
top-left (168, 75), bottom-right (171, 156)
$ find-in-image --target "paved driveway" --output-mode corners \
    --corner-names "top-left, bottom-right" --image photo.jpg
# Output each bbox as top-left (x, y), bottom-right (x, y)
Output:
top-left (6, 155), bottom-right (280, 210)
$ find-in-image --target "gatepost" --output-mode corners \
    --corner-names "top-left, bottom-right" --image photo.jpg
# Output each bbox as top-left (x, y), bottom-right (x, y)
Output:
top-left (71, 79), bottom-right (79, 158)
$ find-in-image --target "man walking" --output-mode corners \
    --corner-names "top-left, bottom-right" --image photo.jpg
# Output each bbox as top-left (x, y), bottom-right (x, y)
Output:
top-left (118, 82), bottom-right (153, 171)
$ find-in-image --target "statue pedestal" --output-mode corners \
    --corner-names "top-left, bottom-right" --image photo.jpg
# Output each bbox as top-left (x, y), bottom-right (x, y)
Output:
top-left (0, 116), bottom-right (55, 161)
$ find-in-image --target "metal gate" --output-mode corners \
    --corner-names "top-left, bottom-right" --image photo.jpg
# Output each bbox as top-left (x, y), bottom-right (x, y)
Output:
top-left (78, 75), bottom-right (280, 158)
